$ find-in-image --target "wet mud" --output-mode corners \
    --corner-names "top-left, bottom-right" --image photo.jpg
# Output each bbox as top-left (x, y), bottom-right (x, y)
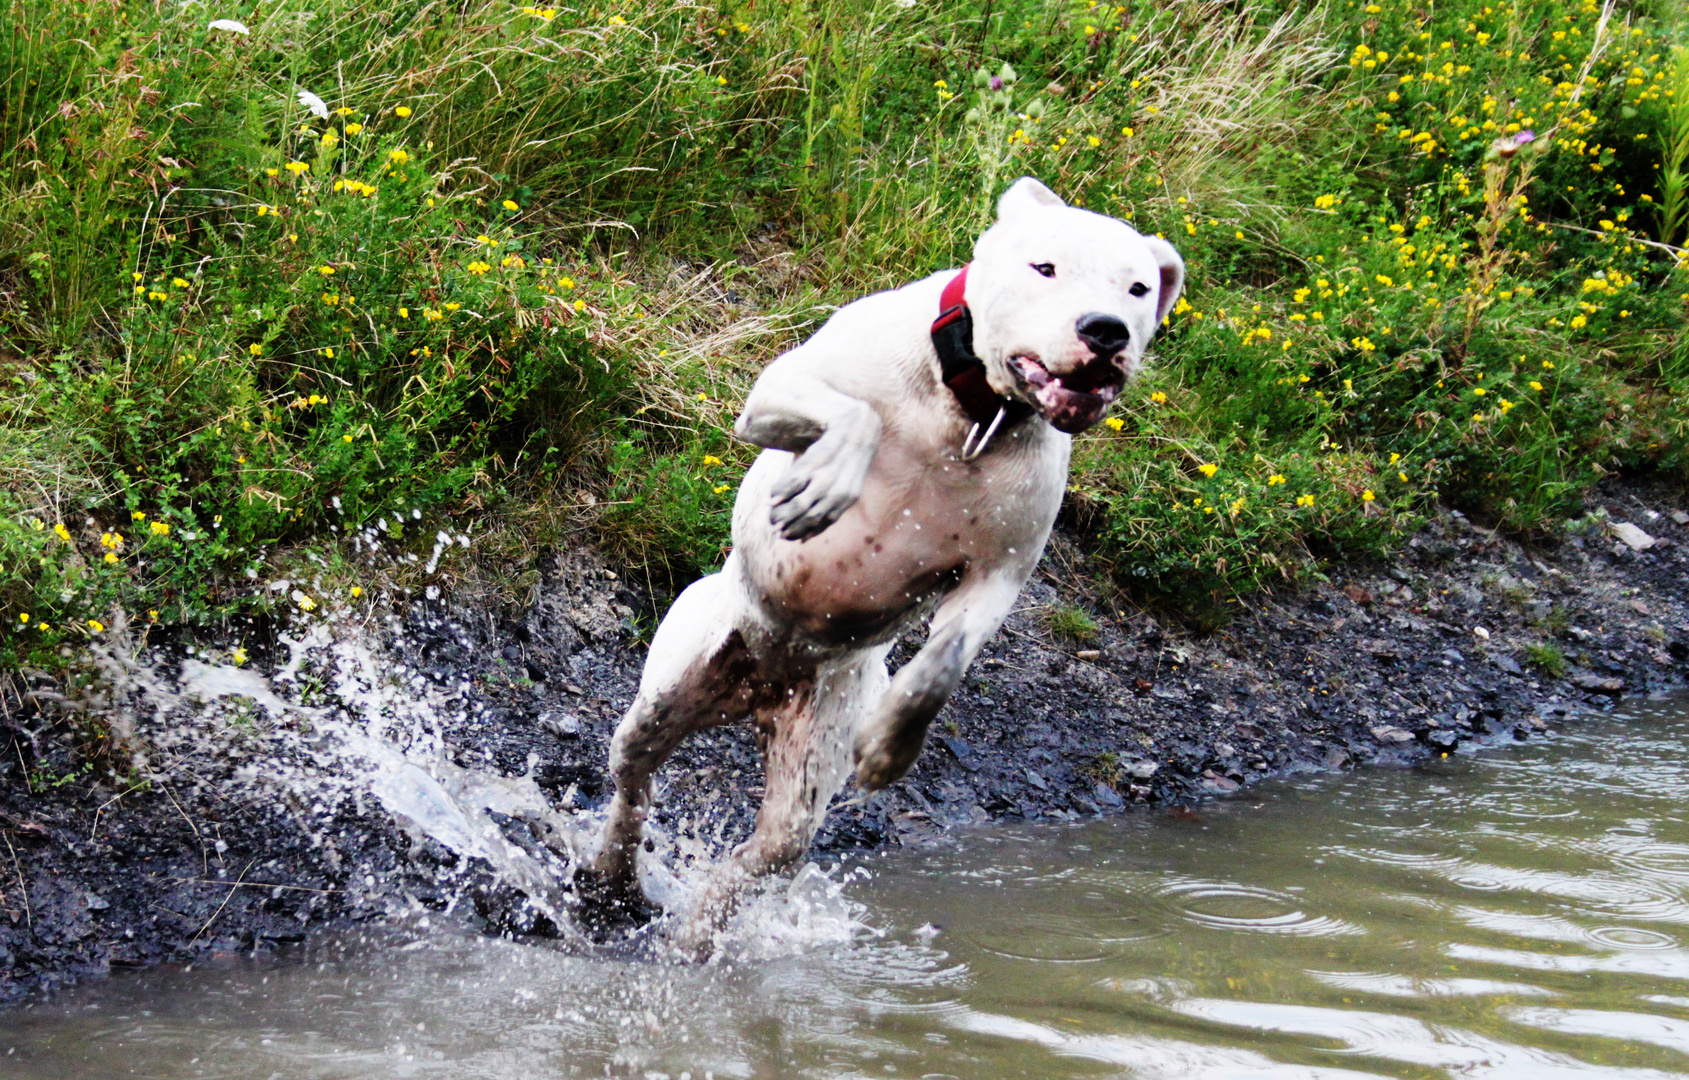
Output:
top-left (5, 476), bottom-right (1689, 1001)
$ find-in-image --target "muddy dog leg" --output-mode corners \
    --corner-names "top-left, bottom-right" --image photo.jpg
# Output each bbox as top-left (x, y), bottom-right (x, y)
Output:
top-left (581, 563), bottom-right (757, 927)
top-left (853, 572), bottom-right (1024, 791)
top-left (672, 647), bottom-right (890, 958)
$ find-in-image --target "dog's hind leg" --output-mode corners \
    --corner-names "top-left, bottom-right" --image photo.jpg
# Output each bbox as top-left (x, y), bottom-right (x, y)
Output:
top-left (672, 646), bottom-right (890, 958)
top-left (582, 564), bottom-right (759, 925)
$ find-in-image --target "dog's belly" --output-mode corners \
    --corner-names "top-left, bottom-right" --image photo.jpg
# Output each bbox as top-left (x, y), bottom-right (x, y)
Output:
top-left (736, 442), bottom-right (1040, 649)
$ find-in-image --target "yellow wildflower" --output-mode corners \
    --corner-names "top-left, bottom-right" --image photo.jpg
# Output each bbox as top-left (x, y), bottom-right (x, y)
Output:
top-left (1149, 391), bottom-right (1168, 404)
top-left (1104, 416), bottom-right (1124, 431)
top-left (1362, 490), bottom-right (1375, 502)
top-left (502, 199), bottom-right (520, 211)
top-left (87, 619), bottom-right (105, 633)
top-left (1198, 463), bottom-right (1218, 478)
top-left (394, 105), bottom-right (413, 117)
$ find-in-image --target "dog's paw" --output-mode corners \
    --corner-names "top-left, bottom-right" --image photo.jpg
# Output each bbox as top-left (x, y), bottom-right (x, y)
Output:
top-left (570, 864), bottom-right (662, 939)
top-left (770, 435), bottom-right (871, 540)
top-left (853, 636), bottom-right (966, 789)
top-left (853, 728), bottom-right (927, 791)
top-left (665, 915), bottom-right (720, 964)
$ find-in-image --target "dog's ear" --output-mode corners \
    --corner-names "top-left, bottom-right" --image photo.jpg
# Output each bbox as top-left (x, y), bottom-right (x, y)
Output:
top-left (997, 176), bottom-right (1065, 220)
top-left (1142, 234), bottom-right (1185, 326)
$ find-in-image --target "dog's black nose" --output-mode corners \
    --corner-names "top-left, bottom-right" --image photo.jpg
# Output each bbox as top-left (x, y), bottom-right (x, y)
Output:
top-left (1076, 313), bottom-right (1129, 357)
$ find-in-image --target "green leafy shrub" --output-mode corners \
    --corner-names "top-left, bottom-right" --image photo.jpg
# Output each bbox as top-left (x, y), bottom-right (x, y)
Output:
top-left (1, 0), bottom-right (1686, 660)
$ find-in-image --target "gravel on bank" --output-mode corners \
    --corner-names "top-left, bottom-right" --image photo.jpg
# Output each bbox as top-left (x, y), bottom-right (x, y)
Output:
top-left (4, 476), bottom-right (1688, 1001)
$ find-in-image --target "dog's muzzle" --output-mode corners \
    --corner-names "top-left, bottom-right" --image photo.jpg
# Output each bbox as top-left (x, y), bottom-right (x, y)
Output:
top-left (1006, 313), bottom-right (1132, 434)
top-left (1010, 352), bottom-right (1126, 434)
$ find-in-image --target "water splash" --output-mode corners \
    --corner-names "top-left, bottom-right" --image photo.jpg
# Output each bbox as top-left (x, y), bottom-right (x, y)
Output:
top-left (127, 617), bottom-right (871, 959)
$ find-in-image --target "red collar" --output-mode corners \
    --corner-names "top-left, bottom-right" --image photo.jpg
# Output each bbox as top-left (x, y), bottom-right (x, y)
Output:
top-left (929, 265), bottom-right (1032, 430)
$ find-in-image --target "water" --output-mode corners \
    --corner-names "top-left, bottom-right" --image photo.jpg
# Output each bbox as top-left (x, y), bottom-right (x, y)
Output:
top-left (8, 696), bottom-right (1689, 1079)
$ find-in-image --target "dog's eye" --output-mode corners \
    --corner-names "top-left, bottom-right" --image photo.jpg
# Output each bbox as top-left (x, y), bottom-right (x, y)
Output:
top-left (1129, 282), bottom-right (1150, 297)
top-left (1031, 263), bottom-right (1056, 278)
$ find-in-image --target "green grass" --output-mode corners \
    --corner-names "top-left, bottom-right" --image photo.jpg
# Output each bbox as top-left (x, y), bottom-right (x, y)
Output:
top-left (1524, 641), bottom-right (1570, 676)
top-left (0, 0), bottom-right (1686, 670)
top-left (1041, 603), bottom-right (1101, 645)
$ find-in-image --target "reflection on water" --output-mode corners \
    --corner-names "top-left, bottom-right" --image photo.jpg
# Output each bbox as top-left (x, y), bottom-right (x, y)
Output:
top-left (8, 696), bottom-right (1689, 1079)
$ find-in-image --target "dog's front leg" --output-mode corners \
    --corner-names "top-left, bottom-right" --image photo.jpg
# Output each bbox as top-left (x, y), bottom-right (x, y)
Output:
top-left (735, 360), bottom-right (881, 541)
top-left (853, 571), bottom-right (1025, 790)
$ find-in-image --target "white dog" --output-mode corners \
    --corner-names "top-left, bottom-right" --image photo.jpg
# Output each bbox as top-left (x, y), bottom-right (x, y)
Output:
top-left (580, 177), bottom-right (1183, 955)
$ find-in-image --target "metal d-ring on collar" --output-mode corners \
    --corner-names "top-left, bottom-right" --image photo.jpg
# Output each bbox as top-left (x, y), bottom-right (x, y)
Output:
top-left (960, 406), bottom-right (1007, 461)
top-left (929, 265), bottom-right (1031, 461)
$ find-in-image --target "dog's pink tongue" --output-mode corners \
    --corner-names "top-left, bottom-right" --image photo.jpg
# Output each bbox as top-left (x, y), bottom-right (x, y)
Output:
top-left (1036, 382), bottom-right (1116, 434)
top-left (1013, 357), bottom-right (1052, 388)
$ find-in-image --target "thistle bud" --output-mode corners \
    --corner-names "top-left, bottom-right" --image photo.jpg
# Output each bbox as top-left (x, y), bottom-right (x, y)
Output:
top-left (999, 62), bottom-right (1018, 85)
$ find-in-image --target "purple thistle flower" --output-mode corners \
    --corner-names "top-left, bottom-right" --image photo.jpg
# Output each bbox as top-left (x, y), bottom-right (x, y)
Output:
top-left (1515, 129), bottom-right (1536, 144)
top-left (989, 76), bottom-right (1004, 91)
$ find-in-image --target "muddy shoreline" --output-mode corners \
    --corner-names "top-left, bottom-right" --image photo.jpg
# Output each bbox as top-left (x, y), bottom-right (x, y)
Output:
top-left (5, 476), bottom-right (1689, 1003)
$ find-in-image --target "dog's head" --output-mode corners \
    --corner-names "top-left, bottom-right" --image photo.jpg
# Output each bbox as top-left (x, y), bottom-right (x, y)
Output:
top-left (967, 177), bottom-right (1184, 434)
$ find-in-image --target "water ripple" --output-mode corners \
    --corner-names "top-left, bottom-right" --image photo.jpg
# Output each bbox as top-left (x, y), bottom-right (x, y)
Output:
top-left (1156, 879), bottom-right (1365, 937)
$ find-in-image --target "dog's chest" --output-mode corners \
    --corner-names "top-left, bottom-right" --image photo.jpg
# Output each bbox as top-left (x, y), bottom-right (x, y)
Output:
top-left (749, 426), bottom-right (1061, 642)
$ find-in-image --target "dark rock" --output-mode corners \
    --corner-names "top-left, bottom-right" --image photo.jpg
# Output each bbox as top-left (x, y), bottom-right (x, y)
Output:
top-left (1425, 729), bottom-right (1459, 752)
top-left (1570, 673), bottom-right (1624, 696)
top-left (938, 736), bottom-right (978, 771)
top-left (1200, 772), bottom-right (1240, 794)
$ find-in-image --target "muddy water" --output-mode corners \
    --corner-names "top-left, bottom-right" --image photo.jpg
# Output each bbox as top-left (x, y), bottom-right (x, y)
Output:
top-left (8, 697), bottom-right (1689, 1079)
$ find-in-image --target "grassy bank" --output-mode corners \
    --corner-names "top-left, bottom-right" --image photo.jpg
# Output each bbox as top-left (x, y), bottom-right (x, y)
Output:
top-left (1, 0), bottom-right (1685, 666)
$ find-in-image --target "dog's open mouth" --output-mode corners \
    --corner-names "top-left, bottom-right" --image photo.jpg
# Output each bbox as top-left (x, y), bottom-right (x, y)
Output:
top-left (1010, 356), bottom-right (1124, 434)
